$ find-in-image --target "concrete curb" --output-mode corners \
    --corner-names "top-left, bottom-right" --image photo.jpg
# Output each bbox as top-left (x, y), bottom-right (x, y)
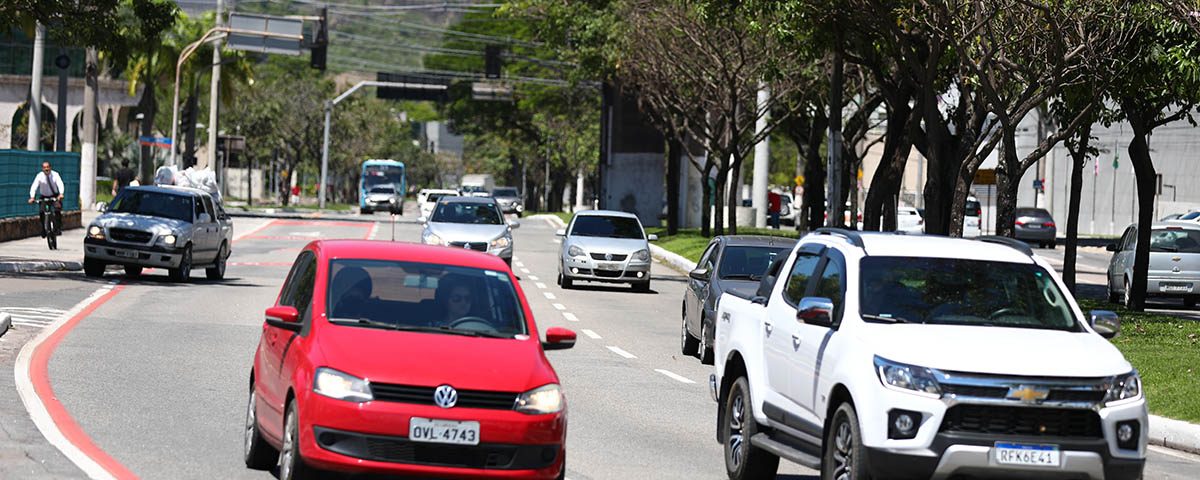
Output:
top-left (529, 214), bottom-right (701, 274)
top-left (0, 260), bottom-right (82, 273)
top-left (228, 211), bottom-right (420, 224)
top-left (1150, 414), bottom-right (1200, 455)
top-left (0, 313), bottom-right (10, 338)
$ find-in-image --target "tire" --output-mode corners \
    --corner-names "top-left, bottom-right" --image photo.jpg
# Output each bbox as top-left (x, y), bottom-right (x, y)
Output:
top-left (361, 208), bottom-right (372, 215)
top-left (1046, 239), bottom-right (1056, 249)
top-left (1107, 274), bottom-right (1121, 304)
top-left (279, 399), bottom-right (317, 480)
top-left (699, 319), bottom-right (714, 365)
top-left (169, 246), bottom-right (193, 283)
top-left (681, 304), bottom-right (699, 356)
top-left (633, 280), bottom-right (651, 292)
top-left (561, 273), bottom-right (574, 289)
top-left (206, 242), bottom-right (228, 280)
top-left (124, 265), bottom-right (143, 277)
top-left (504, 257), bottom-right (513, 267)
top-left (1123, 279), bottom-right (1133, 309)
top-left (722, 376), bottom-right (779, 480)
top-left (822, 403), bottom-right (871, 480)
top-left (47, 232), bottom-right (56, 250)
top-left (243, 385), bottom-right (276, 470)
top-left (83, 259), bottom-right (105, 278)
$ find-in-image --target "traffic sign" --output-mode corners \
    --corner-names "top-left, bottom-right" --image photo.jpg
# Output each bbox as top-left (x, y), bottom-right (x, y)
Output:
top-left (794, 174), bottom-right (805, 186)
top-left (1033, 178), bottom-right (1043, 189)
top-left (974, 168), bottom-right (996, 185)
top-left (139, 136), bottom-right (172, 149)
top-left (228, 13), bottom-right (303, 56)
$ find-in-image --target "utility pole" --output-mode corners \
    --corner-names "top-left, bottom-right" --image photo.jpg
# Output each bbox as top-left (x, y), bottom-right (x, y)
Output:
top-left (207, 0), bottom-right (225, 171)
top-left (751, 85), bottom-right (770, 228)
top-left (81, 48), bottom-right (99, 209)
top-left (28, 23), bottom-right (45, 151)
top-left (826, 25), bottom-right (844, 227)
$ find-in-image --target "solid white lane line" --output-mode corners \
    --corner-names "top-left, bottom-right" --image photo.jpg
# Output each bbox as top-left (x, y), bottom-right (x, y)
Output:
top-left (521, 268), bottom-right (531, 274)
top-left (543, 292), bottom-right (556, 300)
top-left (535, 282), bottom-right (547, 289)
top-left (562, 312), bottom-right (579, 322)
top-left (552, 303), bottom-right (566, 311)
top-left (581, 329), bottom-right (601, 339)
top-left (606, 346), bottom-right (637, 359)
top-left (655, 369), bottom-right (697, 384)
top-left (528, 275), bottom-right (539, 281)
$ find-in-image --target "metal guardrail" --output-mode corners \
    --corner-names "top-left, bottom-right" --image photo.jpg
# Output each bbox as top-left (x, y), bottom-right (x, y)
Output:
top-left (0, 150), bottom-right (80, 219)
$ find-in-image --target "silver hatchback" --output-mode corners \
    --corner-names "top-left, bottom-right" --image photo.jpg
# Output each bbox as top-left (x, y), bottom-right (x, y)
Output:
top-left (556, 210), bottom-right (657, 291)
top-left (1107, 222), bottom-right (1200, 307)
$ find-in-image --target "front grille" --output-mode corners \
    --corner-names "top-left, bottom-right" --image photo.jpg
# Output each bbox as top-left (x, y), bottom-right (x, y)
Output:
top-left (941, 384), bottom-right (1007, 398)
top-left (315, 427), bottom-right (559, 469)
top-left (448, 242), bottom-right (489, 252)
top-left (370, 383), bottom-right (518, 410)
top-left (940, 384), bottom-right (1106, 404)
top-left (589, 253), bottom-right (628, 261)
top-left (594, 269), bottom-right (623, 278)
top-left (1046, 389), bottom-right (1106, 403)
top-left (940, 405), bottom-right (1102, 438)
top-left (109, 228), bottom-right (152, 243)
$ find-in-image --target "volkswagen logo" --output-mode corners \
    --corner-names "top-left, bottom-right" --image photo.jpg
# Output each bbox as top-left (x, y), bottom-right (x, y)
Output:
top-left (433, 385), bottom-right (458, 408)
top-left (463, 243), bottom-right (472, 250)
top-left (605, 253), bottom-right (613, 261)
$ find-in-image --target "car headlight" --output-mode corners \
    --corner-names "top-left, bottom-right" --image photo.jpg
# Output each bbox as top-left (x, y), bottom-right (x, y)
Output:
top-left (632, 249), bottom-right (650, 262)
top-left (491, 236), bottom-right (512, 249)
top-left (1104, 371), bottom-right (1142, 406)
top-left (568, 245), bottom-right (585, 258)
top-left (874, 356), bottom-right (941, 398)
top-left (87, 225), bottom-right (104, 240)
top-left (314, 367), bottom-right (373, 402)
top-left (515, 383), bottom-right (563, 414)
top-left (423, 231), bottom-right (444, 246)
top-left (161, 234), bottom-right (177, 246)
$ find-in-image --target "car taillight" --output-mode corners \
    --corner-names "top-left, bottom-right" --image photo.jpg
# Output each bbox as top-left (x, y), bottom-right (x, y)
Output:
top-left (1044, 222), bottom-right (1055, 228)
top-left (1015, 220), bottom-right (1025, 226)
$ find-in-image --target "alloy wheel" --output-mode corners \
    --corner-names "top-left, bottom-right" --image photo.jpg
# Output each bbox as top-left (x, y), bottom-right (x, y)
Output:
top-left (727, 388), bottom-right (745, 470)
top-left (243, 390), bottom-right (257, 457)
top-left (832, 419), bottom-right (854, 480)
top-left (280, 405), bottom-right (297, 480)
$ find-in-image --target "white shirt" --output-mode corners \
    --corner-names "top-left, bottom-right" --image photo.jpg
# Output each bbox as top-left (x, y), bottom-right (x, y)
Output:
top-left (30, 170), bottom-right (65, 198)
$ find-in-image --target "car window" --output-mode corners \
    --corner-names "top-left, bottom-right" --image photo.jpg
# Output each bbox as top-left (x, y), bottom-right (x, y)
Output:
top-left (327, 259), bottom-right (527, 337)
top-left (718, 246), bottom-right (789, 280)
top-left (813, 251), bottom-right (847, 323)
top-left (431, 202), bottom-right (503, 225)
top-left (1150, 229), bottom-right (1200, 253)
top-left (698, 243), bottom-right (718, 271)
top-left (370, 186), bottom-right (395, 194)
top-left (1181, 212), bottom-right (1200, 220)
top-left (425, 194), bottom-right (446, 203)
top-left (279, 252), bottom-right (317, 325)
top-left (965, 200), bottom-right (982, 217)
top-left (494, 188), bottom-right (518, 197)
top-left (1120, 227), bottom-right (1137, 251)
top-left (201, 196), bottom-right (216, 221)
top-left (783, 251), bottom-right (822, 305)
top-left (859, 256), bottom-right (1079, 331)
top-left (107, 190), bottom-right (195, 223)
top-left (569, 215), bottom-right (644, 239)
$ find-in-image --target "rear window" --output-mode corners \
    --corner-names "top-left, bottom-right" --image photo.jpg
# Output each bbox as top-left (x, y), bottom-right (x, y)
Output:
top-left (1150, 229), bottom-right (1200, 253)
top-left (1016, 208), bottom-right (1051, 217)
top-left (1180, 212), bottom-right (1200, 221)
top-left (965, 200), bottom-right (982, 217)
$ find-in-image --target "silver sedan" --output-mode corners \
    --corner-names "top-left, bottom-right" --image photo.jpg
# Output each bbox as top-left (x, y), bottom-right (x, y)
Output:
top-left (420, 196), bottom-right (518, 265)
top-left (557, 210), bottom-right (657, 291)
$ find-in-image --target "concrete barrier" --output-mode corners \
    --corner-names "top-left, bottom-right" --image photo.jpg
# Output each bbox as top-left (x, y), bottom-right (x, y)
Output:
top-left (0, 210), bottom-right (82, 242)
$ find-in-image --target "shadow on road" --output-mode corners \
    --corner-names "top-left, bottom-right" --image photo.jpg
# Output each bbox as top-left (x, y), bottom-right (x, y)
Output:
top-left (565, 283), bottom-right (659, 295)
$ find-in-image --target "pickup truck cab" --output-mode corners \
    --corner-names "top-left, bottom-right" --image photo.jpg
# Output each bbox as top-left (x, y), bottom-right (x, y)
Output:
top-left (712, 228), bottom-right (1145, 480)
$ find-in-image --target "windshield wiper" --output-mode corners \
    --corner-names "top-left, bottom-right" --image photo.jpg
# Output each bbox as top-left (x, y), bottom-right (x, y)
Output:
top-left (331, 318), bottom-right (400, 330)
top-left (862, 313), bottom-right (912, 324)
top-left (391, 324), bottom-right (513, 339)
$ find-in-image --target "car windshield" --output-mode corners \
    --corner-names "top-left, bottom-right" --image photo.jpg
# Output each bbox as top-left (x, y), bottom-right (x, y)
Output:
top-left (570, 215), bottom-right (644, 239)
top-left (107, 190), bottom-right (193, 222)
top-left (718, 246), bottom-right (789, 280)
top-left (859, 257), bottom-right (1079, 331)
top-left (1150, 229), bottom-right (1200, 253)
top-left (327, 259), bottom-right (527, 337)
top-left (494, 188), bottom-right (518, 197)
top-left (431, 202), bottom-right (503, 225)
top-left (370, 186), bottom-right (394, 194)
top-left (461, 185), bottom-right (486, 194)
top-left (424, 193), bottom-right (447, 203)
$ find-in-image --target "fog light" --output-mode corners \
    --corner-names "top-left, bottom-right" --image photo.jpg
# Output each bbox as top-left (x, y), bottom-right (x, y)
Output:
top-left (636, 271), bottom-right (644, 278)
top-left (1118, 424), bottom-right (1133, 443)
top-left (1116, 420), bottom-right (1140, 450)
top-left (887, 409), bottom-right (922, 439)
top-left (894, 414), bottom-right (914, 433)
top-left (571, 267), bottom-right (579, 274)
top-left (318, 432), bottom-right (336, 446)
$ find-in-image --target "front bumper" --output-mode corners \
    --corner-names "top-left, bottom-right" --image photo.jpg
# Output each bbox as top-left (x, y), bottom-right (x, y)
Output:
top-left (423, 239), bottom-right (513, 260)
top-left (299, 393), bottom-right (565, 479)
top-left (498, 202), bottom-right (523, 214)
top-left (83, 238), bottom-right (184, 268)
top-left (560, 254), bottom-right (651, 283)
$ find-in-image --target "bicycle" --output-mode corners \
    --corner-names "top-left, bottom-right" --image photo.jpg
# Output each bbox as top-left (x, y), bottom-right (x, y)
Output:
top-left (35, 198), bottom-right (60, 250)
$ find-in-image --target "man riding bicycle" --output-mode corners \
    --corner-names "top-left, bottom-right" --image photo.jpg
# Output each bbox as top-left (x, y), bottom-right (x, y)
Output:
top-left (28, 161), bottom-right (65, 237)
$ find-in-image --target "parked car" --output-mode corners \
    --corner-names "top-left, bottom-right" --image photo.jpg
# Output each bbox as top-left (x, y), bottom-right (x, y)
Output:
top-left (713, 228), bottom-right (1144, 480)
top-left (361, 185), bottom-right (402, 215)
top-left (1014, 207), bottom-right (1058, 248)
top-left (963, 195), bottom-right (983, 238)
top-left (1107, 222), bottom-right (1200, 307)
top-left (242, 240), bottom-right (575, 479)
top-left (1161, 213), bottom-right (1185, 221)
top-left (556, 210), bottom-right (657, 291)
top-left (83, 185), bottom-right (233, 282)
top-left (896, 206), bottom-right (925, 234)
top-left (681, 236), bottom-right (794, 364)
top-left (417, 188), bottom-right (459, 220)
top-left (492, 186), bottom-right (524, 216)
top-left (1176, 211), bottom-right (1200, 222)
top-left (420, 196), bottom-right (519, 265)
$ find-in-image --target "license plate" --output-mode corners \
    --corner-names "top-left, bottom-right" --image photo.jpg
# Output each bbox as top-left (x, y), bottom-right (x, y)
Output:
top-left (597, 262), bottom-right (622, 271)
top-left (113, 249), bottom-right (137, 259)
top-left (994, 442), bottom-right (1060, 467)
top-left (1161, 283), bottom-right (1193, 293)
top-left (409, 417), bottom-right (480, 445)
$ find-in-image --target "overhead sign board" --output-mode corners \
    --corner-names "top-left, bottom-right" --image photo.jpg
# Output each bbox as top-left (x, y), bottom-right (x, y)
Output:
top-left (139, 136), bottom-right (172, 149)
top-left (974, 168), bottom-right (996, 186)
top-left (471, 82), bottom-right (512, 101)
top-left (228, 13), bottom-right (303, 56)
top-left (375, 72), bottom-right (450, 102)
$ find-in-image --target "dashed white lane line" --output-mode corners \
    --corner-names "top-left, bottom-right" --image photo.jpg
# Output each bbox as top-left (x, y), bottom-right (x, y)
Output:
top-left (521, 268), bottom-right (531, 274)
top-left (562, 312), bottom-right (579, 322)
top-left (515, 262), bottom-right (525, 268)
top-left (367, 221), bottom-right (381, 240)
top-left (543, 292), bottom-right (556, 300)
top-left (581, 329), bottom-right (601, 339)
top-left (655, 369), bottom-right (697, 384)
top-left (606, 346), bottom-right (637, 359)
top-left (553, 239), bottom-right (561, 244)
top-left (528, 275), bottom-right (539, 281)
top-left (535, 282), bottom-right (548, 289)
top-left (552, 303), bottom-right (566, 311)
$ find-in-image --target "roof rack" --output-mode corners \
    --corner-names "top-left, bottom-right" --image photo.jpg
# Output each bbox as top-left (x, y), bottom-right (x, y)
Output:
top-left (814, 228), bottom-right (866, 250)
top-left (977, 235), bottom-right (1033, 257)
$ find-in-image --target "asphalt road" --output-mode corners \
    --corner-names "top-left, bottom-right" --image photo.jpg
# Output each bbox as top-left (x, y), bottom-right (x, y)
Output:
top-left (19, 215), bottom-right (1200, 479)
top-left (1037, 245), bottom-right (1200, 320)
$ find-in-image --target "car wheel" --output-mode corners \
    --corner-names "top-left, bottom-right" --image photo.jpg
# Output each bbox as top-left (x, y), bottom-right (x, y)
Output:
top-left (1123, 279), bottom-right (1133, 309)
top-left (699, 319), bottom-right (714, 365)
top-left (279, 399), bottom-right (316, 480)
top-left (206, 242), bottom-right (228, 280)
top-left (722, 376), bottom-right (779, 480)
top-left (1107, 276), bottom-right (1121, 304)
top-left (1046, 240), bottom-right (1056, 249)
top-left (83, 259), bottom-right (105, 278)
top-left (170, 245), bottom-right (192, 282)
top-left (504, 257), bottom-right (513, 267)
top-left (124, 265), bottom-right (142, 277)
top-left (561, 273), bottom-right (574, 289)
top-left (361, 208), bottom-right (372, 215)
top-left (681, 304), bottom-right (699, 356)
top-left (822, 402), bottom-right (871, 480)
top-left (243, 385), bottom-right (276, 470)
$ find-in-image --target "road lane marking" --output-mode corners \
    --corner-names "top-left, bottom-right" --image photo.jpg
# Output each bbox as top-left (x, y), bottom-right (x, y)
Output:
top-left (552, 303), bottom-right (566, 310)
top-left (553, 239), bottom-right (561, 244)
top-left (16, 283), bottom-right (133, 480)
top-left (528, 275), bottom-right (539, 281)
top-left (521, 268), bottom-right (531, 274)
top-left (606, 346), bottom-right (637, 359)
top-left (367, 221), bottom-right (381, 240)
top-left (0, 308), bottom-right (67, 328)
top-left (515, 262), bottom-right (525, 268)
top-left (536, 282), bottom-right (547, 289)
top-left (544, 292), bottom-right (556, 299)
top-left (562, 312), bottom-right (579, 322)
top-left (655, 369), bottom-right (697, 384)
top-left (581, 329), bottom-right (601, 339)
top-left (231, 218), bottom-right (278, 242)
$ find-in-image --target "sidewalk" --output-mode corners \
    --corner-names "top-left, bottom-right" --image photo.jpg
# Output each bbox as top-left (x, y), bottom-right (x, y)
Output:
top-left (0, 210), bottom-right (98, 273)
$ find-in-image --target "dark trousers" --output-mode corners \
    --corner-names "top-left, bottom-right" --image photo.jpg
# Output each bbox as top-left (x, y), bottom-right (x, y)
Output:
top-left (769, 212), bottom-right (780, 229)
top-left (38, 197), bottom-right (63, 234)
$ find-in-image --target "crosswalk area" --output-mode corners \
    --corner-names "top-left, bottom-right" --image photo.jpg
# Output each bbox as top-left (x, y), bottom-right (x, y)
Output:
top-left (0, 307), bottom-right (67, 329)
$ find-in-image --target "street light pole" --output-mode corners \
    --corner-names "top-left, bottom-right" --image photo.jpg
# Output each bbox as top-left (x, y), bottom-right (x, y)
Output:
top-left (206, 0), bottom-right (225, 170)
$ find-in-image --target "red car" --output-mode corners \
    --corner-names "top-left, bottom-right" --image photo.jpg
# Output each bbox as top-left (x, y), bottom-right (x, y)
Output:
top-left (242, 240), bottom-right (576, 479)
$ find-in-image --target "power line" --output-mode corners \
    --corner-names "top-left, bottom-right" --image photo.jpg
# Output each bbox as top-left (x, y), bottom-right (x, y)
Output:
top-left (328, 9), bottom-right (546, 48)
top-left (289, 0), bottom-right (502, 11)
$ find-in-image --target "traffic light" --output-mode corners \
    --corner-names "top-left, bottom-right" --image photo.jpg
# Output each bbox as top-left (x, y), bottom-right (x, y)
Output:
top-left (310, 7), bottom-right (328, 71)
top-left (484, 45), bottom-right (502, 79)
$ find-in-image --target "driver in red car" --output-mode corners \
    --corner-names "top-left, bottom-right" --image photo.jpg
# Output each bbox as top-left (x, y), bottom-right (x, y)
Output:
top-left (436, 275), bottom-right (475, 325)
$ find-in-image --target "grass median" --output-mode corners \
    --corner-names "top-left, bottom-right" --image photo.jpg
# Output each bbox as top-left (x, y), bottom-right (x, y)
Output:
top-left (645, 227), bottom-right (798, 263)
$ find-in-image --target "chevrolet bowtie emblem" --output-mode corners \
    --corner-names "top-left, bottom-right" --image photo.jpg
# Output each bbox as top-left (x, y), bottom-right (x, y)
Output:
top-left (1173, 256), bottom-right (1182, 262)
top-left (1007, 385), bottom-right (1050, 403)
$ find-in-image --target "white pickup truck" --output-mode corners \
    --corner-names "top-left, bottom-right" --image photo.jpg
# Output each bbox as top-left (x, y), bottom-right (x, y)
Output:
top-left (711, 228), bottom-right (1146, 480)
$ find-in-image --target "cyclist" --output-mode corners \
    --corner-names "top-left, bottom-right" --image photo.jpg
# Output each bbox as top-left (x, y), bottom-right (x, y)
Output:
top-left (27, 161), bottom-right (65, 237)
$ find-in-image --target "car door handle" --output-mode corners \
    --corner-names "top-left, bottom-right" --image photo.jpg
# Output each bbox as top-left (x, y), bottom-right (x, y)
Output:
top-left (792, 335), bottom-right (801, 351)
top-left (764, 323), bottom-right (773, 337)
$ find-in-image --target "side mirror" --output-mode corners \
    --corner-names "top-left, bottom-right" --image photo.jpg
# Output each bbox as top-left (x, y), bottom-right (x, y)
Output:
top-left (1106, 244), bottom-right (1117, 252)
top-left (647, 234), bottom-right (659, 241)
top-left (689, 267), bottom-right (710, 281)
top-left (508, 220), bottom-right (521, 229)
top-left (1089, 310), bottom-right (1120, 339)
top-left (197, 213), bottom-right (212, 223)
top-left (265, 306), bottom-right (302, 332)
top-left (542, 327), bottom-right (576, 350)
top-left (555, 229), bottom-right (567, 237)
top-left (796, 297), bottom-right (835, 328)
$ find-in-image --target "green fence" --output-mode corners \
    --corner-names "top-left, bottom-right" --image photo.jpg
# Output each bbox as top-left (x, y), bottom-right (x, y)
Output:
top-left (0, 150), bottom-right (80, 219)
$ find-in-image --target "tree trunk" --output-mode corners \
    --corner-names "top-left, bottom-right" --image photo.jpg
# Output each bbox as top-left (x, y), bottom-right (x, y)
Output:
top-left (713, 167), bottom-right (726, 236)
top-left (1063, 123), bottom-right (1092, 293)
top-left (700, 165), bottom-right (713, 237)
top-left (666, 139), bottom-right (680, 235)
top-left (727, 152), bottom-right (743, 235)
top-left (922, 146), bottom-right (956, 236)
top-left (994, 127), bottom-right (1021, 238)
top-left (802, 139), bottom-right (826, 232)
top-left (1127, 120), bottom-right (1157, 311)
top-left (81, 47), bottom-right (98, 209)
top-left (863, 104), bottom-right (913, 231)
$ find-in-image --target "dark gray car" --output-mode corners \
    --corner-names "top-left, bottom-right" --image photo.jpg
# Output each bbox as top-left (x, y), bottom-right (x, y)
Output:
top-left (492, 186), bottom-right (524, 216)
top-left (1014, 207), bottom-right (1057, 248)
top-left (681, 235), bottom-right (794, 364)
